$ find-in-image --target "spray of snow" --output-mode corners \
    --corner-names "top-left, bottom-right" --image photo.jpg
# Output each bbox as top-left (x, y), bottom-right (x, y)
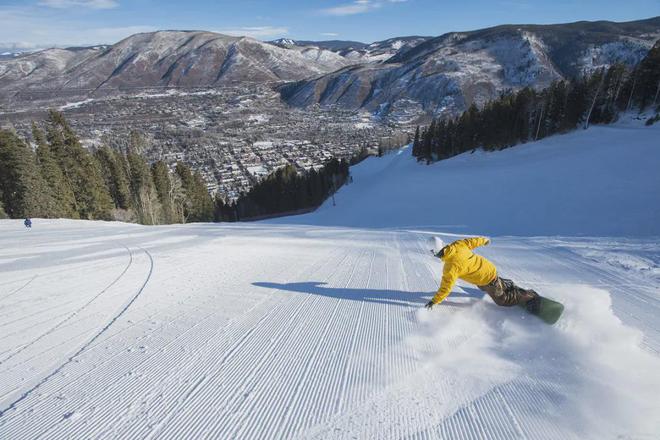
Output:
top-left (306, 284), bottom-right (660, 438)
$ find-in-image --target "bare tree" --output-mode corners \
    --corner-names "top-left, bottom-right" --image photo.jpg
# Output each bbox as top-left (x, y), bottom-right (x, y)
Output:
top-left (584, 70), bottom-right (605, 129)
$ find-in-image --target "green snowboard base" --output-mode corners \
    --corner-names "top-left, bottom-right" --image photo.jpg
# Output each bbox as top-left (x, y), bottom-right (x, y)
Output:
top-left (519, 296), bottom-right (564, 325)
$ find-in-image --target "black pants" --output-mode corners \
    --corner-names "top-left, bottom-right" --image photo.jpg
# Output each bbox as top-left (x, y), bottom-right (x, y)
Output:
top-left (478, 277), bottom-right (537, 307)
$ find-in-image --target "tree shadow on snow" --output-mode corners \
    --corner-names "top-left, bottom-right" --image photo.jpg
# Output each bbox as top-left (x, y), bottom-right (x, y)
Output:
top-left (252, 281), bottom-right (487, 308)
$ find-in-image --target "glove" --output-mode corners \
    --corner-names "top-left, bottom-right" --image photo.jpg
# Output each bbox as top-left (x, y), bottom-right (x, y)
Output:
top-left (425, 300), bottom-right (435, 309)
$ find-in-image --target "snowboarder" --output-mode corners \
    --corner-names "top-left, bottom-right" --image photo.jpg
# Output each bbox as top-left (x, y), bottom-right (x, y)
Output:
top-left (24, 218), bottom-right (32, 228)
top-left (425, 237), bottom-right (540, 311)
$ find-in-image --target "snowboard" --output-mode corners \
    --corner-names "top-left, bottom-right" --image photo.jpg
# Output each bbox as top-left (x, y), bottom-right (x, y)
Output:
top-left (521, 295), bottom-right (564, 325)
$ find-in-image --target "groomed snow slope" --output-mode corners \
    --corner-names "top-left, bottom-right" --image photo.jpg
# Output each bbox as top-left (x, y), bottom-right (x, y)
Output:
top-left (1, 119), bottom-right (659, 439)
top-left (276, 117), bottom-right (660, 236)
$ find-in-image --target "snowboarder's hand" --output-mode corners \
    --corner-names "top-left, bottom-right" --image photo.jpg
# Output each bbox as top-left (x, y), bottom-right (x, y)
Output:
top-left (425, 300), bottom-right (435, 310)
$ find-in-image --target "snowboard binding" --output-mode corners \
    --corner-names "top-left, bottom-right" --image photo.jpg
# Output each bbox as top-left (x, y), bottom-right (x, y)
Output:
top-left (525, 295), bottom-right (542, 314)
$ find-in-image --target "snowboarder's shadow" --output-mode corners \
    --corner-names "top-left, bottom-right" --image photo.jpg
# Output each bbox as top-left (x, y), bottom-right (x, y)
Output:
top-left (252, 282), bottom-right (486, 307)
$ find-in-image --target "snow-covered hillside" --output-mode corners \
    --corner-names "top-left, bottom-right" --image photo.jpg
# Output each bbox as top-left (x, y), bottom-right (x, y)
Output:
top-left (278, 117), bottom-right (660, 236)
top-left (1, 120), bottom-right (659, 439)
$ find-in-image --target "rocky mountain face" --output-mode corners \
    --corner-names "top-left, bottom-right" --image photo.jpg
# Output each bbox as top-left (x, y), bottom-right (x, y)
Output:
top-left (281, 17), bottom-right (660, 118)
top-left (0, 31), bottom-right (351, 94)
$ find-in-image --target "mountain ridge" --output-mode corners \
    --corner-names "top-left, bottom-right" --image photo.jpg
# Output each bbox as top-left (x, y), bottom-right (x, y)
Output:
top-left (0, 30), bottom-right (353, 93)
top-left (281, 17), bottom-right (660, 118)
top-left (1, 17), bottom-right (658, 116)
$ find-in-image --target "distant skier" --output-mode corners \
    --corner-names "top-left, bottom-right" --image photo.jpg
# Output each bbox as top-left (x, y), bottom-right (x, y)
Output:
top-left (425, 237), bottom-right (540, 310)
top-left (24, 218), bottom-right (32, 228)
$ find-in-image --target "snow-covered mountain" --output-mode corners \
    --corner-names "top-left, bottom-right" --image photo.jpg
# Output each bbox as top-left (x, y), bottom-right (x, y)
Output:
top-left (271, 36), bottom-right (431, 64)
top-left (1, 18), bottom-right (658, 114)
top-left (1, 116), bottom-right (659, 439)
top-left (270, 39), bottom-right (368, 52)
top-left (0, 31), bottom-right (351, 92)
top-left (281, 17), bottom-right (660, 117)
top-left (337, 36), bottom-right (432, 63)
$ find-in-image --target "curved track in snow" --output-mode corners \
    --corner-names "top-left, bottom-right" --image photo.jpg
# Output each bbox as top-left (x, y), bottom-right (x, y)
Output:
top-left (0, 275), bottom-right (38, 303)
top-left (0, 246), bottom-right (134, 365)
top-left (0, 247), bottom-right (153, 418)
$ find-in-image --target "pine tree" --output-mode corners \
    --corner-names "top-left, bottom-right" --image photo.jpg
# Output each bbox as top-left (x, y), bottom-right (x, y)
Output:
top-left (175, 162), bottom-right (195, 222)
top-left (422, 122), bottom-right (433, 164)
top-left (563, 76), bottom-right (588, 130)
top-left (175, 162), bottom-right (214, 223)
top-left (0, 129), bottom-right (54, 218)
top-left (545, 81), bottom-right (568, 134)
top-left (190, 171), bottom-right (214, 222)
top-left (113, 150), bottom-right (133, 207)
top-left (513, 87), bottom-right (534, 142)
top-left (605, 64), bottom-right (628, 118)
top-left (589, 64), bottom-right (627, 124)
top-left (634, 41), bottom-right (660, 109)
top-left (412, 126), bottom-right (421, 157)
top-left (45, 110), bottom-right (113, 220)
top-left (32, 123), bottom-right (78, 218)
top-left (94, 146), bottom-right (131, 211)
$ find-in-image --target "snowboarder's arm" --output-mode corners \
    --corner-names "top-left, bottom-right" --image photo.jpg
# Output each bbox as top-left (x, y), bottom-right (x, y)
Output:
top-left (431, 266), bottom-right (458, 305)
top-left (460, 237), bottom-right (490, 250)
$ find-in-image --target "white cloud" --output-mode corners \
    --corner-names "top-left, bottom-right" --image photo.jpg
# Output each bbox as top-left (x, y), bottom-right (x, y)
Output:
top-left (321, 0), bottom-right (377, 16)
top-left (320, 0), bottom-right (406, 17)
top-left (321, 32), bottom-right (340, 37)
top-left (81, 25), bottom-right (158, 43)
top-left (215, 26), bottom-right (289, 39)
top-left (39, 0), bottom-right (119, 9)
top-left (0, 5), bottom-right (155, 49)
top-left (498, 0), bottom-right (533, 9)
top-left (0, 3), bottom-right (287, 48)
top-left (0, 41), bottom-right (43, 51)
top-left (24, 24), bottom-right (157, 48)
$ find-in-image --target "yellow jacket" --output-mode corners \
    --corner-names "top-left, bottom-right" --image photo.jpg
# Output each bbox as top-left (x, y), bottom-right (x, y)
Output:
top-left (431, 237), bottom-right (497, 305)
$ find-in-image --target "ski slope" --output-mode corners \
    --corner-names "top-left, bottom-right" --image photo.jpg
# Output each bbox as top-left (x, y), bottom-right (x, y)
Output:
top-left (277, 115), bottom-right (660, 236)
top-left (1, 119), bottom-right (659, 439)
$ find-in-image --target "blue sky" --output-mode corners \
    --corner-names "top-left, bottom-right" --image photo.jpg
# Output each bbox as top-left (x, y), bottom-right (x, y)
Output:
top-left (0, 0), bottom-right (659, 50)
